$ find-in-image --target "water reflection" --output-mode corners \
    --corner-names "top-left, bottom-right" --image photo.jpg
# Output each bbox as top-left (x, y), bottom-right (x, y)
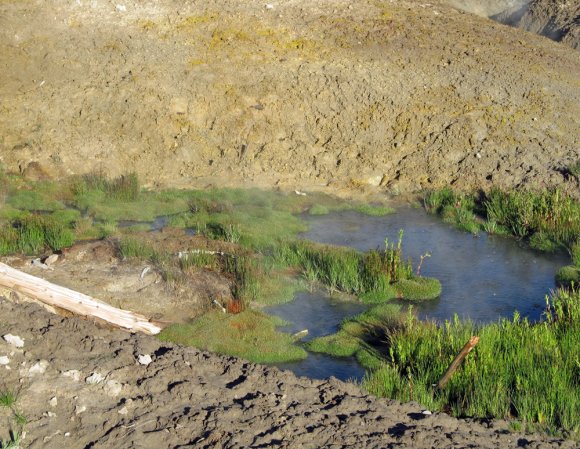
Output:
top-left (301, 207), bottom-right (567, 322)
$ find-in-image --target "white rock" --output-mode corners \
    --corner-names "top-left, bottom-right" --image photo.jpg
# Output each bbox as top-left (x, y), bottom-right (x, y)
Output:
top-left (0, 356), bottom-right (9, 365)
top-left (104, 379), bottom-right (123, 397)
top-left (49, 397), bottom-right (58, 407)
top-left (44, 254), bottom-right (59, 266)
top-left (422, 409), bottom-right (432, 415)
top-left (366, 175), bottom-right (384, 187)
top-left (138, 354), bottom-right (152, 366)
top-left (46, 411), bottom-right (57, 418)
top-left (28, 360), bottom-right (49, 375)
top-left (118, 406), bottom-right (129, 415)
top-left (85, 372), bottom-right (105, 384)
top-left (64, 432), bottom-right (71, 437)
top-left (31, 258), bottom-right (51, 270)
top-left (3, 334), bottom-right (24, 348)
top-left (62, 370), bottom-right (81, 381)
top-left (115, 4), bottom-right (126, 12)
top-left (75, 405), bottom-right (86, 415)
top-left (265, 3), bottom-right (274, 9)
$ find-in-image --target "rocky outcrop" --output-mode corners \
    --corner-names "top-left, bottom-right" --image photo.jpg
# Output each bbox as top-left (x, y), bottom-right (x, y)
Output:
top-left (492, 0), bottom-right (579, 49)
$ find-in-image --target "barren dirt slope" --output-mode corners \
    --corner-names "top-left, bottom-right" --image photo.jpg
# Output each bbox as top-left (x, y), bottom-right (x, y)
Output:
top-left (1, 298), bottom-right (577, 448)
top-left (0, 0), bottom-right (579, 196)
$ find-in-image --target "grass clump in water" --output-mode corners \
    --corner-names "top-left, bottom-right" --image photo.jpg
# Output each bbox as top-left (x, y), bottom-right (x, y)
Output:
top-left (425, 187), bottom-right (580, 252)
top-left (355, 203), bottom-right (396, 217)
top-left (392, 277), bottom-right (442, 301)
top-left (158, 310), bottom-right (307, 364)
top-left (307, 303), bottom-right (403, 370)
top-left (362, 287), bottom-right (580, 436)
top-left (275, 231), bottom-right (439, 302)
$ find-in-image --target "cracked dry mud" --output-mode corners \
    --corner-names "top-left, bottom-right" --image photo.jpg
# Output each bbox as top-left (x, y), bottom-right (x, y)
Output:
top-left (1, 299), bottom-right (577, 449)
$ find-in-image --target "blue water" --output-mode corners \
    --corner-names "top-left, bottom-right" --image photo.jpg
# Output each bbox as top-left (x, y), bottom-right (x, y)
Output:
top-left (267, 206), bottom-right (568, 380)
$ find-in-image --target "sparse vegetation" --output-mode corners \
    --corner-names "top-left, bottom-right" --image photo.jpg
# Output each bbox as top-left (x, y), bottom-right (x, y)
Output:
top-left (0, 390), bottom-right (17, 408)
top-left (567, 160), bottom-right (580, 180)
top-left (0, 430), bottom-right (22, 449)
top-left (0, 388), bottom-right (25, 449)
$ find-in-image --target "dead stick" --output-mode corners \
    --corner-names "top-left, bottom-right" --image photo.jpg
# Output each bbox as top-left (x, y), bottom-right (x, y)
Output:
top-left (436, 336), bottom-right (480, 390)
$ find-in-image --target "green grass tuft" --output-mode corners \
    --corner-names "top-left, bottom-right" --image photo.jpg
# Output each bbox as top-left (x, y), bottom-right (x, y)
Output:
top-left (567, 160), bottom-right (580, 180)
top-left (556, 266), bottom-right (579, 287)
top-left (0, 391), bottom-right (17, 408)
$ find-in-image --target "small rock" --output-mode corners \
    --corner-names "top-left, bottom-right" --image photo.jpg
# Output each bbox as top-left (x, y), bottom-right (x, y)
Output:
top-left (422, 410), bottom-right (432, 415)
top-left (75, 405), bottom-right (86, 415)
top-left (292, 329), bottom-right (309, 341)
top-left (0, 356), bottom-right (9, 365)
top-left (64, 432), bottom-right (71, 437)
top-left (170, 97), bottom-right (188, 115)
top-left (44, 254), bottom-right (59, 266)
top-left (366, 175), bottom-right (384, 187)
top-left (104, 379), bottom-right (123, 397)
top-left (29, 360), bottom-right (49, 375)
top-left (62, 370), bottom-right (81, 382)
top-left (265, 3), bottom-right (274, 9)
top-left (46, 411), bottom-right (57, 418)
top-left (3, 334), bottom-right (24, 348)
top-left (31, 258), bottom-right (51, 270)
top-left (115, 4), bottom-right (126, 12)
top-left (118, 406), bottom-right (129, 415)
top-left (49, 397), bottom-right (58, 407)
top-left (138, 354), bottom-right (152, 366)
top-left (85, 372), bottom-right (105, 385)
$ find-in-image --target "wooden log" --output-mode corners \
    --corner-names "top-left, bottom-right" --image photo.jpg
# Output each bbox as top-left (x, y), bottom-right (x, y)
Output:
top-left (436, 336), bottom-right (480, 390)
top-left (0, 262), bottom-right (162, 335)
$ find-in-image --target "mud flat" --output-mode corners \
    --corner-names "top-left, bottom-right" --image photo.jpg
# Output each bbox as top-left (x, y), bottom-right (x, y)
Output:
top-left (0, 298), bottom-right (577, 448)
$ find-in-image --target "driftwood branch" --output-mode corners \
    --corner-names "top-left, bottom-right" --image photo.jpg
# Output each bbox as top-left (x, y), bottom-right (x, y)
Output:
top-left (436, 336), bottom-right (480, 390)
top-left (0, 262), bottom-right (162, 335)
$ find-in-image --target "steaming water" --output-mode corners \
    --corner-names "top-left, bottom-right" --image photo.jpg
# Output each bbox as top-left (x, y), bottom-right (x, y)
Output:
top-left (268, 291), bottom-right (368, 382)
top-left (267, 206), bottom-right (568, 380)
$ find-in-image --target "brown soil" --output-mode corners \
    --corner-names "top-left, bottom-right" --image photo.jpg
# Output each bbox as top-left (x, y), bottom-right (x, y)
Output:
top-left (1, 231), bottom-right (235, 323)
top-left (0, 0), bottom-right (579, 198)
top-left (1, 298), bottom-right (577, 449)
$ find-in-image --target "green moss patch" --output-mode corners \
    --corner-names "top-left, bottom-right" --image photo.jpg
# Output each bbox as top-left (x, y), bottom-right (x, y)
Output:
top-left (393, 277), bottom-right (442, 301)
top-left (159, 310), bottom-right (307, 364)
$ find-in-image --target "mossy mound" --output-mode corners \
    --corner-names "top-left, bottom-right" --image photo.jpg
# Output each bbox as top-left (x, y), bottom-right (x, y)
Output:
top-left (393, 277), bottom-right (441, 301)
